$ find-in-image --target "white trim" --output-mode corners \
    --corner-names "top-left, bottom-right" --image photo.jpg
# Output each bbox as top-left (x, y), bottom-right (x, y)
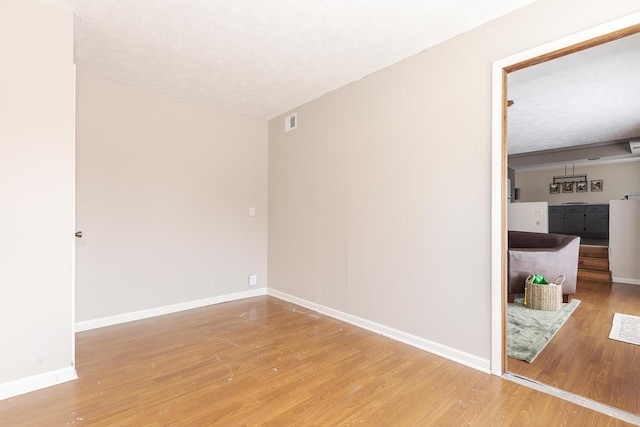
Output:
top-left (490, 60), bottom-right (504, 376)
top-left (491, 11), bottom-right (640, 377)
top-left (613, 277), bottom-right (640, 286)
top-left (0, 367), bottom-right (77, 401)
top-left (75, 288), bottom-right (267, 332)
top-left (267, 288), bottom-right (490, 374)
top-left (71, 63), bottom-right (77, 372)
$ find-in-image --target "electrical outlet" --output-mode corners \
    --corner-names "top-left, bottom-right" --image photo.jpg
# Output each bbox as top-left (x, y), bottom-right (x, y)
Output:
top-left (534, 208), bottom-right (543, 216)
top-left (249, 274), bottom-right (257, 287)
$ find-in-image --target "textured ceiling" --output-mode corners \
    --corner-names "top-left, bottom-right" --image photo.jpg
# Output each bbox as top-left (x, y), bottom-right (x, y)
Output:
top-left (508, 32), bottom-right (640, 156)
top-left (58, 0), bottom-right (537, 119)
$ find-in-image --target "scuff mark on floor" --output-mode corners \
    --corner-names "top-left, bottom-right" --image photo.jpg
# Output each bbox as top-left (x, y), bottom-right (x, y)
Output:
top-left (211, 336), bottom-right (240, 347)
top-left (158, 402), bottom-right (173, 415)
top-left (226, 364), bottom-right (234, 384)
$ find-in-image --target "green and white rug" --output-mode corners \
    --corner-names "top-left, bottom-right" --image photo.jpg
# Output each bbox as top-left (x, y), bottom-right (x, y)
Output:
top-left (507, 297), bottom-right (581, 363)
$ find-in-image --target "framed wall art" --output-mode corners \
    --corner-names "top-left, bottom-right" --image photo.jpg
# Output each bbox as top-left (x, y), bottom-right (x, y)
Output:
top-left (562, 182), bottom-right (573, 193)
top-left (576, 182), bottom-right (587, 193)
top-left (549, 183), bottom-right (560, 194)
top-left (591, 179), bottom-right (603, 192)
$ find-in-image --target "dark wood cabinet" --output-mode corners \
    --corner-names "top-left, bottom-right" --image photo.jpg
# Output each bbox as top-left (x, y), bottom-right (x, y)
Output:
top-left (565, 207), bottom-right (587, 234)
top-left (548, 204), bottom-right (609, 238)
top-left (585, 205), bottom-right (609, 235)
top-left (549, 206), bottom-right (564, 233)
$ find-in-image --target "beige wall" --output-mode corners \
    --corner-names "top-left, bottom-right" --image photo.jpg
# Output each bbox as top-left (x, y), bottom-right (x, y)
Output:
top-left (76, 73), bottom-right (268, 322)
top-left (0, 0), bottom-right (75, 387)
top-left (268, 0), bottom-right (640, 363)
top-left (515, 160), bottom-right (640, 204)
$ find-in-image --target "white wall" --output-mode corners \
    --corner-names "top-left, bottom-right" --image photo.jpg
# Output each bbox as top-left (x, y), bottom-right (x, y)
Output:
top-left (268, 0), bottom-right (640, 368)
top-left (75, 73), bottom-right (268, 322)
top-left (0, 0), bottom-right (75, 394)
top-left (515, 160), bottom-right (640, 204)
top-left (610, 200), bottom-right (640, 284)
top-left (508, 202), bottom-right (549, 233)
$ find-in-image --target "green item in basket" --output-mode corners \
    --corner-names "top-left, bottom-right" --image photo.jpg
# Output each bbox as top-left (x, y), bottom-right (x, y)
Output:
top-left (531, 273), bottom-right (548, 285)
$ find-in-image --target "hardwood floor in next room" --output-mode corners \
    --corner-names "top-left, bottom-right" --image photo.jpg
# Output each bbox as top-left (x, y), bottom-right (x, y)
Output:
top-left (0, 296), bottom-right (631, 425)
top-left (508, 279), bottom-right (640, 416)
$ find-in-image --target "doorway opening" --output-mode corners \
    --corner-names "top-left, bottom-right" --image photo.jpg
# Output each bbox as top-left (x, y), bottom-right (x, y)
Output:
top-left (490, 11), bottom-right (640, 419)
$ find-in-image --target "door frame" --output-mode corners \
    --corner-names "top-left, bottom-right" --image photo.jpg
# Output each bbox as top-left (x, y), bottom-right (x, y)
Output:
top-left (490, 12), bottom-right (640, 375)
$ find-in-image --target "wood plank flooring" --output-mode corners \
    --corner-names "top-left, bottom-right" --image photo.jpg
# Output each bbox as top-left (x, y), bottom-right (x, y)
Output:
top-left (0, 296), bottom-right (633, 425)
top-left (508, 280), bottom-right (640, 416)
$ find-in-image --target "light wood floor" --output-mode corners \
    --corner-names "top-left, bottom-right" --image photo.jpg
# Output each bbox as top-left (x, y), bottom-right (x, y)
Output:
top-left (1, 296), bottom-right (634, 426)
top-left (508, 280), bottom-right (640, 416)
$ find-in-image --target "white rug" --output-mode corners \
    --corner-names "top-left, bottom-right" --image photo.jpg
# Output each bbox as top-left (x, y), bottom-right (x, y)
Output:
top-left (609, 313), bottom-right (640, 345)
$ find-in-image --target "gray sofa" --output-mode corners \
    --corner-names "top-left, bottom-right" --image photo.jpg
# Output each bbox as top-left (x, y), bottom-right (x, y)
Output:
top-left (508, 231), bottom-right (581, 303)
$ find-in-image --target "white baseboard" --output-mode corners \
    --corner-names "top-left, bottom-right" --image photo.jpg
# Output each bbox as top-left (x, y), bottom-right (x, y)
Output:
top-left (0, 366), bottom-right (77, 401)
top-left (613, 277), bottom-right (640, 286)
top-left (75, 288), bottom-right (267, 332)
top-left (267, 288), bottom-right (491, 374)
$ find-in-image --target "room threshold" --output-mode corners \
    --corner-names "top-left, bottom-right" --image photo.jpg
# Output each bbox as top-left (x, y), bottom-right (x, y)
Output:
top-left (503, 373), bottom-right (640, 426)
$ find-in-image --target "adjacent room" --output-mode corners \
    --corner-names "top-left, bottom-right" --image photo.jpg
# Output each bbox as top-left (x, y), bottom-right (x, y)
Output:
top-left (2, 0), bottom-right (640, 424)
top-left (504, 30), bottom-right (640, 416)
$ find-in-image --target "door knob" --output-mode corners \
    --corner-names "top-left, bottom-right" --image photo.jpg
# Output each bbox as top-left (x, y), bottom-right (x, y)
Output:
top-left (75, 231), bottom-right (83, 238)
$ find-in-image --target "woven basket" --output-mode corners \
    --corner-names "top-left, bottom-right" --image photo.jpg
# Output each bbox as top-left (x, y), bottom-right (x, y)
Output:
top-left (525, 275), bottom-right (565, 311)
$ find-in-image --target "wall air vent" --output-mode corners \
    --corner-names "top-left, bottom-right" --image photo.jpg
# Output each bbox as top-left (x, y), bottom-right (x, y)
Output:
top-left (285, 113), bottom-right (297, 132)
